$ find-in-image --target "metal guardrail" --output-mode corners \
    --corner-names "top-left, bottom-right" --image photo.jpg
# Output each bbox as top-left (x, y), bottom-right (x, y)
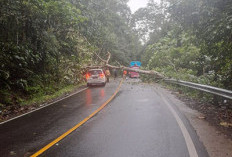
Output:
top-left (164, 79), bottom-right (232, 100)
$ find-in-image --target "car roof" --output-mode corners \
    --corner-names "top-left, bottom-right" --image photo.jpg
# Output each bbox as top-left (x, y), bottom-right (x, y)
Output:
top-left (88, 69), bottom-right (103, 71)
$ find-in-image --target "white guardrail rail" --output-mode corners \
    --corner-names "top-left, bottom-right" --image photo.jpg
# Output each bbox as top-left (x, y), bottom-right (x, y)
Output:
top-left (164, 79), bottom-right (232, 100)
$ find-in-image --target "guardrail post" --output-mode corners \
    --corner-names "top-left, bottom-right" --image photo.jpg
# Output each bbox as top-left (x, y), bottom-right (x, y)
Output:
top-left (212, 95), bottom-right (219, 106)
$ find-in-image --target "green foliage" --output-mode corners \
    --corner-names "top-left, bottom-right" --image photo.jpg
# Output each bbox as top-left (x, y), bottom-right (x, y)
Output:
top-left (143, 30), bottom-right (202, 79)
top-left (0, 0), bottom-right (142, 107)
top-left (165, 0), bottom-right (232, 89)
top-left (21, 83), bottom-right (85, 106)
top-left (131, 0), bottom-right (169, 43)
top-left (133, 0), bottom-right (232, 90)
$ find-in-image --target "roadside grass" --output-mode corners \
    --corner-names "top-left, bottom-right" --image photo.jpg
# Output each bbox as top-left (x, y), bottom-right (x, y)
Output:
top-left (20, 82), bottom-right (86, 107)
top-left (160, 81), bottom-right (212, 102)
top-left (0, 82), bottom-right (87, 122)
top-left (159, 81), bottom-right (232, 108)
top-left (140, 73), bottom-right (231, 106)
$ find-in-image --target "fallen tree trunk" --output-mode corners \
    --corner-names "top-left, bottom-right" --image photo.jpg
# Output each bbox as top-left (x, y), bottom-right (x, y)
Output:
top-left (84, 52), bottom-right (165, 79)
top-left (81, 36), bottom-right (164, 78)
top-left (84, 64), bottom-right (164, 78)
top-left (105, 64), bottom-right (164, 78)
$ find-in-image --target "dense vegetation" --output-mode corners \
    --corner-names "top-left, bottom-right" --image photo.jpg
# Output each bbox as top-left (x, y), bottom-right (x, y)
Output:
top-left (0, 0), bottom-right (141, 107)
top-left (133, 0), bottom-right (232, 90)
top-left (1, 0), bottom-right (231, 110)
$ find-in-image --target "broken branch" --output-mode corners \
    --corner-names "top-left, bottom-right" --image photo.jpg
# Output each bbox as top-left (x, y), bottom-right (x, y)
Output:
top-left (89, 52), bottom-right (165, 79)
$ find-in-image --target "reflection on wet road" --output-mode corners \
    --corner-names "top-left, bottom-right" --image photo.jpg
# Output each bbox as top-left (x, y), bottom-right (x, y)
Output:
top-left (0, 81), bottom-right (118, 157)
top-left (0, 79), bottom-right (208, 157)
top-left (86, 89), bottom-right (92, 106)
top-left (43, 79), bottom-right (208, 157)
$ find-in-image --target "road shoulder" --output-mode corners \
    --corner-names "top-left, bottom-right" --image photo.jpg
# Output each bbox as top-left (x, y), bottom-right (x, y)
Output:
top-left (0, 85), bottom-right (88, 124)
top-left (155, 83), bottom-right (232, 157)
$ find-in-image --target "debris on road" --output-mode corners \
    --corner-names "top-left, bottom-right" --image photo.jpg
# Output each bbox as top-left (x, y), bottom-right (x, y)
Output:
top-left (168, 87), bottom-right (232, 140)
top-left (198, 116), bottom-right (206, 119)
top-left (220, 122), bottom-right (232, 127)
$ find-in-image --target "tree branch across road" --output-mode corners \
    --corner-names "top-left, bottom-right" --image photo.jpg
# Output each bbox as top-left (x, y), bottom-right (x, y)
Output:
top-left (85, 52), bottom-right (165, 79)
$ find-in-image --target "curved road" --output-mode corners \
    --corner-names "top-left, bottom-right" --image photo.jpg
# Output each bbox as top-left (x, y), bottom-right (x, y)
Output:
top-left (0, 79), bottom-right (208, 157)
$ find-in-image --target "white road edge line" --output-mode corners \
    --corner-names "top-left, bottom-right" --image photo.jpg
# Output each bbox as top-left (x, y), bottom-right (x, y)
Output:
top-left (160, 94), bottom-right (199, 157)
top-left (0, 87), bottom-right (88, 125)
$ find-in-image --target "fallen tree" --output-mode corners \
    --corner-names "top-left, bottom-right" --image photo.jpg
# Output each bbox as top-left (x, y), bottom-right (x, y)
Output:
top-left (85, 52), bottom-right (165, 79)
top-left (81, 35), bottom-right (164, 79)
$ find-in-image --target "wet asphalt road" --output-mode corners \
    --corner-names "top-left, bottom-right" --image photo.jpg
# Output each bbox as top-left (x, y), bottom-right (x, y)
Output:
top-left (0, 79), bottom-right (208, 157)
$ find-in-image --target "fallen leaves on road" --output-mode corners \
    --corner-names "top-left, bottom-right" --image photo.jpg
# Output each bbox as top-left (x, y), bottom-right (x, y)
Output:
top-left (220, 122), bottom-right (232, 127)
top-left (168, 87), bottom-right (232, 140)
top-left (10, 151), bottom-right (16, 156)
top-left (198, 116), bottom-right (206, 119)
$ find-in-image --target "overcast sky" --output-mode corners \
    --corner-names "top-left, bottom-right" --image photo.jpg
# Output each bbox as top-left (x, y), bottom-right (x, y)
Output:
top-left (127, 0), bottom-right (161, 13)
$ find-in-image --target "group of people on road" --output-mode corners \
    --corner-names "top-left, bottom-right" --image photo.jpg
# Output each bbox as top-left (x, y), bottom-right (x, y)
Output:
top-left (104, 68), bottom-right (128, 82)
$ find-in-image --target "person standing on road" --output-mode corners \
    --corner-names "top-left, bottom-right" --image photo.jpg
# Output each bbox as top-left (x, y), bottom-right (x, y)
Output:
top-left (105, 68), bottom-right (110, 82)
top-left (113, 68), bottom-right (117, 80)
top-left (123, 70), bottom-right (127, 79)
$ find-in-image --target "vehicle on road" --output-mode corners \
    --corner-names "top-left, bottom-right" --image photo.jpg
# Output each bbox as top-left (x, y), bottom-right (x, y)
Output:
top-left (129, 66), bottom-right (140, 78)
top-left (86, 69), bottom-right (106, 87)
top-left (129, 61), bottom-right (141, 78)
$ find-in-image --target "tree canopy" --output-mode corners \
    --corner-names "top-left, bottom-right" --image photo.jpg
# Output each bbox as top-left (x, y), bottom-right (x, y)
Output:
top-left (0, 0), bottom-right (142, 106)
top-left (1, 0), bottom-right (231, 107)
top-left (132, 0), bottom-right (232, 89)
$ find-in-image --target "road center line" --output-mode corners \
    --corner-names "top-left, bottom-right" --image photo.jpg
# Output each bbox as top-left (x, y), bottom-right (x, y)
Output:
top-left (160, 93), bottom-right (199, 157)
top-left (30, 79), bottom-right (124, 157)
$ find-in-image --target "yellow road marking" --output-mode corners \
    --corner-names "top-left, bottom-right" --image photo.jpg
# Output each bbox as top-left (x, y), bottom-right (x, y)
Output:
top-left (31, 79), bottom-right (124, 157)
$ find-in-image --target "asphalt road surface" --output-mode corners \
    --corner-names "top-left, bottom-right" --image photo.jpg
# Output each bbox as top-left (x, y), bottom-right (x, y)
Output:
top-left (0, 79), bottom-right (209, 157)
